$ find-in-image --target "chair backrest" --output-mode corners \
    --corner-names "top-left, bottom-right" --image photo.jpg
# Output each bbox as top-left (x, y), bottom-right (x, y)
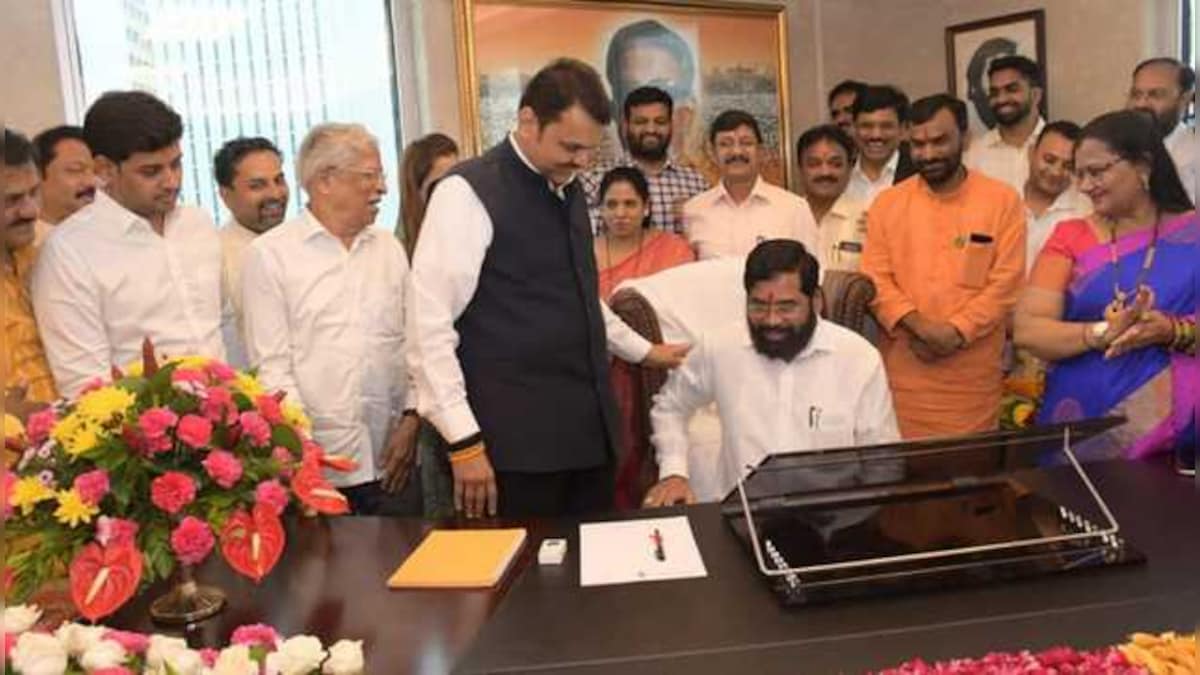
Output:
top-left (817, 269), bottom-right (880, 343)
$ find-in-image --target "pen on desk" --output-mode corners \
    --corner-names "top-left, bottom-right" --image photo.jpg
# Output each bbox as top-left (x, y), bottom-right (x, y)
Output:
top-left (651, 528), bottom-right (666, 561)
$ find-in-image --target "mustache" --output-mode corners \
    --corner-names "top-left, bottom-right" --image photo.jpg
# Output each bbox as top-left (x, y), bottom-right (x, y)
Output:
top-left (723, 155), bottom-right (751, 165)
top-left (811, 176), bottom-right (838, 184)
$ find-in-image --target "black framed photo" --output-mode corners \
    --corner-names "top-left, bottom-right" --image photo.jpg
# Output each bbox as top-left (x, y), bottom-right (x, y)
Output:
top-left (945, 10), bottom-right (1047, 135)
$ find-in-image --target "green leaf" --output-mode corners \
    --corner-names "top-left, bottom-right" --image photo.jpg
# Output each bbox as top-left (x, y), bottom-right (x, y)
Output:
top-left (270, 424), bottom-right (301, 454)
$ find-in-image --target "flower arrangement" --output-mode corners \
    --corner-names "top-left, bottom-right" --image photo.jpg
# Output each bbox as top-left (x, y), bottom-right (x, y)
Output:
top-left (3, 604), bottom-right (365, 675)
top-left (3, 343), bottom-right (355, 622)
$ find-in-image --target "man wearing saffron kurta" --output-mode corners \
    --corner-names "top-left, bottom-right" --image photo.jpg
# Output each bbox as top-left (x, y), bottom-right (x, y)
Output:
top-left (862, 95), bottom-right (1025, 444)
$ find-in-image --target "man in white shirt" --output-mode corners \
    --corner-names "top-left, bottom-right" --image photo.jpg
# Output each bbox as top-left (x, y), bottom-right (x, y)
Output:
top-left (643, 239), bottom-right (901, 505)
top-left (683, 110), bottom-right (817, 259)
top-left (409, 59), bottom-right (688, 519)
top-left (964, 56), bottom-right (1046, 194)
top-left (31, 126), bottom-right (95, 241)
top-left (242, 123), bottom-right (420, 515)
top-left (213, 137), bottom-right (289, 368)
top-left (32, 91), bottom-right (224, 397)
top-left (1023, 121), bottom-right (1089, 269)
top-left (1127, 58), bottom-right (1197, 203)
top-left (846, 85), bottom-right (915, 207)
top-left (796, 124), bottom-right (868, 274)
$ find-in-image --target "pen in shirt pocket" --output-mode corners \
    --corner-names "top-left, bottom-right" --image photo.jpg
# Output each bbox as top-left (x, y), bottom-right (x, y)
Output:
top-left (808, 405), bottom-right (822, 429)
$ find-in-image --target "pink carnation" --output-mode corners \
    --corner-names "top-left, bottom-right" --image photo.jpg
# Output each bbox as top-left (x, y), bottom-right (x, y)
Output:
top-left (137, 407), bottom-right (178, 455)
top-left (200, 387), bottom-right (237, 425)
top-left (170, 516), bottom-right (215, 565)
top-left (255, 479), bottom-right (290, 515)
top-left (238, 411), bottom-right (271, 447)
top-left (177, 414), bottom-right (213, 449)
top-left (198, 648), bottom-right (220, 667)
top-left (201, 450), bottom-right (243, 489)
top-left (102, 629), bottom-right (149, 654)
top-left (204, 361), bottom-right (236, 383)
top-left (150, 472), bottom-right (196, 514)
top-left (96, 516), bottom-right (140, 547)
top-left (25, 408), bottom-right (57, 445)
top-left (3, 632), bottom-right (15, 658)
top-left (271, 446), bottom-right (296, 477)
top-left (171, 369), bottom-right (206, 385)
top-left (255, 395), bottom-right (284, 425)
top-left (230, 623), bottom-right (280, 650)
top-left (73, 469), bottom-right (110, 506)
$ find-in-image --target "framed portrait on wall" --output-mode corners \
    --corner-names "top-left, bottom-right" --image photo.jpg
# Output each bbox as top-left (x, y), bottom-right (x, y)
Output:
top-left (453, 0), bottom-right (792, 186)
top-left (945, 10), bottom-right (1046, 136)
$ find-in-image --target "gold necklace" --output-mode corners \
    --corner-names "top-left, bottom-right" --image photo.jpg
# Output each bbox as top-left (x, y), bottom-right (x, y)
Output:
top-left (1103, 213), bottom-right (1159, 321)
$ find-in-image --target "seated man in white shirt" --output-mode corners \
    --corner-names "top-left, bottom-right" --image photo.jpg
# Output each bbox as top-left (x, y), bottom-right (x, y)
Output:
top-left (643, 239), bottom-right (901, 506)
top-left (32, 91), bottom-right (225, 397)
top-left (796, 124), bottom-right (868, 274)
top-left (213, 136), bottom-right (290, 368)
top-left (1127, 57), bottom-right (1197, 203)
top-left (682, 110), bottom-right (817, 259)
top-left (242, 123), bottom-right (421, 516)
top-left (1023, 121), bottom-right (1089, 268)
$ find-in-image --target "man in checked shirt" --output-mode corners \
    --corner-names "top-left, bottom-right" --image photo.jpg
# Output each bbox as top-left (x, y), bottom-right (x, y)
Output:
top-left (581, 86), bottom-right (710, 235)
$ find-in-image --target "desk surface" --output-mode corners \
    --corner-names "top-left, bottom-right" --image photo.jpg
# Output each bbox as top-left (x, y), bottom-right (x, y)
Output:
top-left (112, 461), bottom-right (1198, 674)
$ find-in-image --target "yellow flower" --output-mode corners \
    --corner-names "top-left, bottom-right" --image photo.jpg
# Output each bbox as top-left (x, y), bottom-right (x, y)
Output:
top-left (167, 355), bottom-right (211, 371)
top-left (74, 386), bottom-right (136, 427)
top-left (1012, 402), bottom-right (1035, 427)
top-left (232, 372), bottom-right (265, 398)
top-left (52, 414), bottom-right (103, 457)
top-left (10, 477), bottom-right (55, 515)
top-left (53, 489), bottom-right (98, 527)
top-left (3, 413), bottom-right (25, 442)
top-left (282, 401), bottom-right (311, 432)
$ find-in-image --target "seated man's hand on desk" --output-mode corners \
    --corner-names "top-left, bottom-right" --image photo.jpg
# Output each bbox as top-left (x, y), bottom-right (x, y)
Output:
top-left (642, 475), bottom-right (695, 507)
top-left (449, 442), bottom-right (498, 518)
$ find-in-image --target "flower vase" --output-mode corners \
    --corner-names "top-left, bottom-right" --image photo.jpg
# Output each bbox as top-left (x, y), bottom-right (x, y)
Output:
top-left (149, 564), bottom-right (226, 625)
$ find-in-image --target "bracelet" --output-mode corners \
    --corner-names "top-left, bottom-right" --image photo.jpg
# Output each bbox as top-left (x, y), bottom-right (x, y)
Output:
top-left (448, 443), bottom-right (485, 465)
top-left (1170, 317), bottom-right (1196, 355)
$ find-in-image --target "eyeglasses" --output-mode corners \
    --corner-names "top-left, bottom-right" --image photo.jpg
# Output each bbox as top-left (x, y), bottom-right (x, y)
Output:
top-left (335, 167), bottom-right (387, 184)
top-left (1074, 157), bottom-right (1125, 184)
top-left (747, 299), bottom-right (803, 319)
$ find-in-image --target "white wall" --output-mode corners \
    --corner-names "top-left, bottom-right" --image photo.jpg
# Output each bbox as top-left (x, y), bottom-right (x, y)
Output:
top-left (0, 0), bottom-right (68, 134)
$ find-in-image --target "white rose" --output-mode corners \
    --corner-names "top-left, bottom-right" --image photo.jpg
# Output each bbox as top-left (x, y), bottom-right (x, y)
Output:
top-left (272, 635), bottom-right (327, 675)
top-left (322, 639), bottom-right (364, 675)
top-left (165, 646), bottom-right (206, 675)
top-left (212, 644), bottom-right (259, 675)
top-left (146, 634), bottom-right (189, 668)
top-left (2, 604), bottom-right (42, 634)
top-left (11, 631), bottom-right (68, 675)
top-left (54, 621), bottom-right (106, 657)
top-left (79, 638), bottom-right (128, 670)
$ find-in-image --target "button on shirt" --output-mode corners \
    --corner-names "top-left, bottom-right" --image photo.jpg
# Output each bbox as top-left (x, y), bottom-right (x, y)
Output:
top-left (682, 176), bottom-right (818, 260)
top-left (580, 155), bottom-right (710, 234)
top-left (408, 135), bottom-right (653, 446)
top-left (31, 191), bottom-right (224, 397)
top-left (814, 193), bottom-right (869, 275)
top-left (845, 151), bottom-right (900, 208)
top-left (219, 220), bottom-right (258, 369)
top-left (1025, 188), bottom-right (1089, 272)
top-left (241, 209), bottom-right (414, 487)
top-left (964, 118), bottom-right (1045, 195)
top-left (1164, 122), bottom-right (1197, 203)
top-left (651, 319), bottom-right (900, 496)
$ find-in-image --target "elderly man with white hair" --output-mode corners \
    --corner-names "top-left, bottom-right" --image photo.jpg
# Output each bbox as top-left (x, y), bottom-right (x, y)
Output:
top-left (241, 122), bottom-right (422, 515)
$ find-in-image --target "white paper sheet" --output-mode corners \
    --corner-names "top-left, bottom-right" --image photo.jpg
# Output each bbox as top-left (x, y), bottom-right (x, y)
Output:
top-left (579, 515), bottom-right (708, 587)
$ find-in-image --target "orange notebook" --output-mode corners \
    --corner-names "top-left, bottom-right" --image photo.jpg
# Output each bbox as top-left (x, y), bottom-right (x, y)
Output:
top-left (387, 528), bottom-right (527, 589)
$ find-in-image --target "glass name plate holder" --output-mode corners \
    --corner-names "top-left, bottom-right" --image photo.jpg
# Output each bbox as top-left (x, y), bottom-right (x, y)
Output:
top-left (721, 417), bottom-right (1145, 606)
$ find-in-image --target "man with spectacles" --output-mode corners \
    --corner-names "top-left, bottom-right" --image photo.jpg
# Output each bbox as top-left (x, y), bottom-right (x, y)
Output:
top-left (1127, 58), bottom-right (1197, 202)
top-left (644, 239), bottom-right (900, 506)
top-left (682, 110), bottom-right (817, 260)
top-left (241, 123), bottom-right (422, 516)
top-left (32, 91), bottom-right (225, 397)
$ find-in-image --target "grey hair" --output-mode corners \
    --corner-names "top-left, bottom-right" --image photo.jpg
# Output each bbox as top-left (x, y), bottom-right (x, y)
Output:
top-left (296, 123), bottom-right (378, 189)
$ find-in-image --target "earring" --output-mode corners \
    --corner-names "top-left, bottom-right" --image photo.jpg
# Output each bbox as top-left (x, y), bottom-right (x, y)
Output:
top-left (1141, 174), bottom-right (1150, 192)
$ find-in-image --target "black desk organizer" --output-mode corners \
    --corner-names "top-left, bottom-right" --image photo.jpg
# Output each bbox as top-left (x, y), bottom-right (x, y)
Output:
top-left (721, 418), bottom-right (1145, 606)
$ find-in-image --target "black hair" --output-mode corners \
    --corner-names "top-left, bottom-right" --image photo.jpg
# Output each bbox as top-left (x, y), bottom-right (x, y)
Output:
top-left (1035, 120), bottom-right (1082, 147)
top-left (1132, 57), bottom-right (1197, 92)
top-left (827, 80), bottom-right (868, 109)
top-left (3, 127), bottom-right (37, 168)
top-left (909, 94), bottom-right (968, 133)
top-left (83, 91), bottom-right (183, 164)
top-left (605, 20), bottom-right (695, 106)
top-left (32, 125), bottom-right (88, 174)
top-left (598, 166), bottom-right (652, 230)
top-left (744, 239), bottom-right (819, 297)
top-left (623, 86), bottom-right (674, 120)
top-left (1078, 109), bottom-right (1194, 213)
top-left (520, 58), bottom-right (612, 127)
top-left (987, 55), bottom-right (1044, 88)
top-left (851, 85), bottom-right (910, 124)
top-left (213, 137), bottom-right (283, 188)
top-left (709, 109), bottom-right (762, 145)
top-left (796, 124), bottom-right (857, 164)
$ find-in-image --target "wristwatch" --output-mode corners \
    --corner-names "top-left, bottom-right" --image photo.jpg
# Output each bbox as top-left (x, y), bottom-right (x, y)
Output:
top-left (1089, 321), bottom-right (1110, 348)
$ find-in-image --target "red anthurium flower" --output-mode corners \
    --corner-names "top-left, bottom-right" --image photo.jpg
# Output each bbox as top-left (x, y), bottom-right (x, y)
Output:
top-left (68, 542), bottom-right (143, 621)
top-left (318, 453), bottom-right (358, 473)
top-left (220, 504), bottom-right (285, 583)
top-left (291, 462), bottom-right (349, 515)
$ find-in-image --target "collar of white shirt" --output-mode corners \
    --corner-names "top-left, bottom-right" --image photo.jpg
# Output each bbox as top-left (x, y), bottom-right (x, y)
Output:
top-left (508, 131), bottom-right (574, 198)
top-left (714, 174), bottom-right (771, 207)
top-left (825, 191), bottom-right (864, 223)
top-left (739, 315), bottom-right (837, 362)
top-left (221, 219), bottom-right (259, 243)
top-left (979, 117), bottom-right (1045, 150)
top-left (852, 150), bottom-right (899, 184)
top-left (296, 207), bottom-right (378, 248)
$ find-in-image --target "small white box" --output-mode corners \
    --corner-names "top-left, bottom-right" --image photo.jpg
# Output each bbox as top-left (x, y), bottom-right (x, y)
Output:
top-left (538, 538), bottom-right (567, 565)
